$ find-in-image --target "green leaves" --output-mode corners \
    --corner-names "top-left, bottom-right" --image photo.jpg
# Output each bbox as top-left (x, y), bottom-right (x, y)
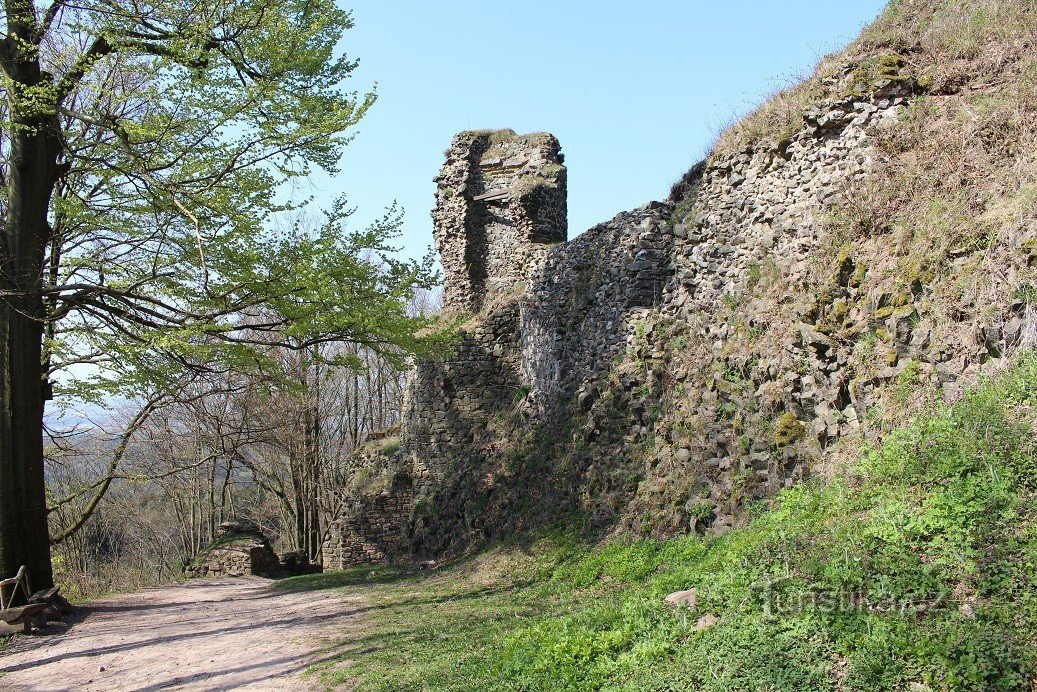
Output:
top-left (56, 198), bottom-right (445, 399)
top-left (0, 1), bottom-right (445, 402)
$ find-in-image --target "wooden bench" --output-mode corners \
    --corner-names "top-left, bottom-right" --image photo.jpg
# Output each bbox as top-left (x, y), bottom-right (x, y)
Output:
top-left (0, 565), bottom-right (68, 634)
top-left (0, 603), bottom-right (48, 634)
top-left (30, 587), bottom-right (60, 604)
top-left (30, 586), bottom-right (71, 622)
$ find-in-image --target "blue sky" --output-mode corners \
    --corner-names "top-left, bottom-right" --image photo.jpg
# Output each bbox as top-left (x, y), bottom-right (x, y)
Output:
top-left (310, 1), bottom-right (890, 261)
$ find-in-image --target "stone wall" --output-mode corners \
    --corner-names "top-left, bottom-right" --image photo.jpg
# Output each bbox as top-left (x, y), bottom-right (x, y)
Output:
top-left (404, 303), bottom-right (523, 489)
top-left (323, 482), bottom-right (412, 569)
top-left (665, 79), bottom-right (911, 316)
top-left (186, 544), bottom-right (279, 578)
top-left (520, 202), bottom-right (674, 415)
top-left (185, 522), bottom-right (280, 578)
top-left (320, 433), bottom-right (413, 569)
top-left (562, 78), bottom-right (920, 534)
top-left (332, 64), bottom-right (1036, 562)
top-left (432, 130), bottom-right (567, 313)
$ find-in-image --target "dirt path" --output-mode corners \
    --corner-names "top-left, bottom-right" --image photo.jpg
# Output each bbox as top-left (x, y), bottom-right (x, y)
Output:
top-left (0, 577), bottom-right (363, 691)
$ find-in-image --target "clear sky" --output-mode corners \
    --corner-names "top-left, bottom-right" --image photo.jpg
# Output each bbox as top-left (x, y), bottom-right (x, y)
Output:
top-left (309, 1), bottom-right (890, 261)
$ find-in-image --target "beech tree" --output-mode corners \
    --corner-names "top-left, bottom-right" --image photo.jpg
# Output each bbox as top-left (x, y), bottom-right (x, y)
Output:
top-left (0, 2), bottom-right (438, 590)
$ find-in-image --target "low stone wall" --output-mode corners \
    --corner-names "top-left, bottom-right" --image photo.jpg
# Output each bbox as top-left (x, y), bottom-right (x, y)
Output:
top-left (185, 540), bottom-right (280, 579)
top-left (185, 521), bottom-right (282, 579)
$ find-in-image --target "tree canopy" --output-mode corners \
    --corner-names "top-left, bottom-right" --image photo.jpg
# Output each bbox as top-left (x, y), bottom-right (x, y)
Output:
top-left (0, 0), bottom-right (444, 590)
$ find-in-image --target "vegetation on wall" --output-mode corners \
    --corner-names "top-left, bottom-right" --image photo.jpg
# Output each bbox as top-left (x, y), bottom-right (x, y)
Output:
top-left (713, 0), bottom-right (1037, 157)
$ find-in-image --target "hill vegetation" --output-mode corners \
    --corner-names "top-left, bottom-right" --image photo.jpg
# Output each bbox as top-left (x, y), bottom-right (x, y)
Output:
top-left (285, 353), bottom-right (1037, 691)
top-left (276, 1), bottom-right (1037, 688)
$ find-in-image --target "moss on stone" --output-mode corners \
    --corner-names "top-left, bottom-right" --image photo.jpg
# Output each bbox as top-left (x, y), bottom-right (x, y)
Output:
top-left (514, 173), bottom-right (557, 196)
top-left (890, 292), bottom-right (912, 308)
top-left (518, 132), bottom-right (558, 147)
top-left (772, 412), bottom-right (806, 447)
top-left (459, 128), bottom-right (517, 143)
top-left (850, 259), bottom-right (868, 288)
top-left (841, 52), bottom-right (909, 98)
top-left (830, 298), bottom-right (851, 323)
top-left (539, 163), bottom-right (564, 177)
top-left (874, 305), bottom-right (896, 319)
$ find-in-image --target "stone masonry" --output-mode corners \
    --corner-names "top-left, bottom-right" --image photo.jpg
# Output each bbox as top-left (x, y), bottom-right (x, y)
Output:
top-left (432, 130), bottom-right (566, 313)
top-left (185, 521), bottom-right (280, 579)
top-left (326, 64), bottom-right (1035, 564)
top-left (323, 481), bottom-right (412, 569)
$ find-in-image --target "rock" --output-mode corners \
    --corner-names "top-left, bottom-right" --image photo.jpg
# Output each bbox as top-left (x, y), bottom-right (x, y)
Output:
top-left (665, 588), bottom-right (698, 609)
top-left (1004, 317), bottom-right (1023, 345)
top-left (695, 614), bottom-right (719, 632)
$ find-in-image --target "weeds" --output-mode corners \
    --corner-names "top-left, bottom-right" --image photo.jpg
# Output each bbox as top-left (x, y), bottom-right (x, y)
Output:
top-left (297, 355), bottom-right (1037, 691)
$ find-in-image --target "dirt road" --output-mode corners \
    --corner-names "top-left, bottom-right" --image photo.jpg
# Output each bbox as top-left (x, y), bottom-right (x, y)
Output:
top-left (0, 577), bottom-right (362, 691)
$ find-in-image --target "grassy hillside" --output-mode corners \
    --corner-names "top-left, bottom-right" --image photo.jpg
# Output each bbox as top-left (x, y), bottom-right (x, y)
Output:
top-left (603, 0), bottom-right (1037, 538)
top-left (283, 354), bottom-right (1037, 691)
top-left (715, 0), bottom-right (1037, 157)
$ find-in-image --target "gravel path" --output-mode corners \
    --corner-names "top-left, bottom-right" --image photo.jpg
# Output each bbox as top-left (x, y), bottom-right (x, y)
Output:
top-left (0, 577), bottom-right (362, 691)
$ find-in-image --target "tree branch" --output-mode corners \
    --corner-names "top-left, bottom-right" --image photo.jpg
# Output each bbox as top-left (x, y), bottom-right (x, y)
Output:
top-left (49, 393), bottom-right (168, 545)
top-left (36, 0), bottom-right (67, 45)
top-left (55, 35), bottom-right (111, 105)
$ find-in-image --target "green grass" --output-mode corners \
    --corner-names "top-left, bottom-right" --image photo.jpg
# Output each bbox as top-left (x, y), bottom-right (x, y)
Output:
top-left (284, 355), bottom-right (1037, 691)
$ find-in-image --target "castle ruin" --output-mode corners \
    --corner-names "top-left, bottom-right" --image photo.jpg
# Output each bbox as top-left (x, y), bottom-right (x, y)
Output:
top-left (432, 129), bottom-right (567, 313)
top-left (324, 75), bottom-right (1004, 566)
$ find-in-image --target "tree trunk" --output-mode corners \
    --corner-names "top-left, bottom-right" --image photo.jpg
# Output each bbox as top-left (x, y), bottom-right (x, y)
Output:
top-left (0, 298), bottom-right (51, 589)
top-left (0, 51), bottom-right (61, 591)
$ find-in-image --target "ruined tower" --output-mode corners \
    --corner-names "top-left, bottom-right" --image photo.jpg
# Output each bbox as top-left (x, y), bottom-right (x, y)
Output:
top-left (432, 129), bottom-right (567, 313)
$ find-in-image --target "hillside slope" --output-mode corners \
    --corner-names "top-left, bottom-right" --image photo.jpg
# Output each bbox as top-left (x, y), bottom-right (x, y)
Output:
top-left (293, 355), bottom-right (1037, 690)
top-left (327, 0), bottom-right (1037, 571)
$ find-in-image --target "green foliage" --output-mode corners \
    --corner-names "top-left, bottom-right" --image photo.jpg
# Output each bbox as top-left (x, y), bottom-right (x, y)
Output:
top-left (1013, 281), bottom-right (1037, 306)
top-left (772, 411), bottom-right (806, 446)
top-left (841, 52), bottom-right (908, 98)
top-left (299, 355), bottom-right (1037, 691)
top-left (2, 2), bottom-right (448, 404)
top-left (746, 261), bottom-right (763, 290)
top-left (893, 359), bottom-right (923, 401)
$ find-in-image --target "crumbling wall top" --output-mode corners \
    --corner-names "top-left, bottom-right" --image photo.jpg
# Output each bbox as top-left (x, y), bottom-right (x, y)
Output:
top-left (432, 129), bottom-right (567, 314)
